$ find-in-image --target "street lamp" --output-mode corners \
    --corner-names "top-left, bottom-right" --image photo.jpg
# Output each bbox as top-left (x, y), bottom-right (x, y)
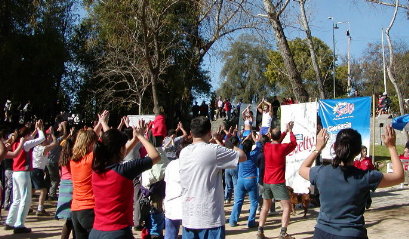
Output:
top-left (328, 17), bottom-right (338, 98)
top-left (328, 17), bottom-right (350, 98)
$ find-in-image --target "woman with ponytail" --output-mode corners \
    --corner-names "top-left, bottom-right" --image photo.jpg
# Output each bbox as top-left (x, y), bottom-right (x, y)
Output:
top-left (89, 120), bottom-right (160, 239)
top-left (299, 126), bottom-right (404, 239)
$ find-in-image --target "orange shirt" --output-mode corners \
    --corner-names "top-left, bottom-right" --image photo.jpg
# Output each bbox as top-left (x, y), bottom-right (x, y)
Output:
top-left (70, 152), bottom-right (95, 211)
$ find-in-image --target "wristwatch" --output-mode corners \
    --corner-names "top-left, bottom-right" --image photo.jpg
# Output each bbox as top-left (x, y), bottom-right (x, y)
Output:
top-left (312, 147), bottom-right (321, 154)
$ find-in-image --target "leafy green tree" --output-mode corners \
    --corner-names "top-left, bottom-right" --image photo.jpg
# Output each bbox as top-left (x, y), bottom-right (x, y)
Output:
top-left (265, 37), bottom-right (346, 99)
top-left (217, 34), bottom-right (274, 103)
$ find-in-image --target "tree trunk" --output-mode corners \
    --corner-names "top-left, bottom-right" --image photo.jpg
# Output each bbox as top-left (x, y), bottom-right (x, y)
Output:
top-left (263, 0), bottom-right (309, 103)
top-left (385, 0), bottom-right (408, 140)
top-left (298, 0), bottom-right (325, 99)
top-left (151, 74), bottom-right (160, 115)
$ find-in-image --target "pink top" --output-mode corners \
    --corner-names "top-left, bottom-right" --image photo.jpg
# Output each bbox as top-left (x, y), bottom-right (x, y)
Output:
top-left (61, 165), bottom-right (72, 180)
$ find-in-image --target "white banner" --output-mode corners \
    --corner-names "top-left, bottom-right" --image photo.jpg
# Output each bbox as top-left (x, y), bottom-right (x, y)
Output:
top-left (280, 102), bottom-right (317, 194)
top-left (128, 115), bottom-right (155, 127)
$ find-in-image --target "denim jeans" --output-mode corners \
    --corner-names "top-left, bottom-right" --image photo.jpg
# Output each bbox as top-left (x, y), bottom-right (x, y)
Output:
top-left (224, 168), bottom-right (238, 201)
top-left (6, 171), bottom-right (32, 228)
top-left (182, 226), bottom-right (225, 239)
top-left (229, 178), bottom-right (258, 227)
top-left (150, 209), bottom-right (165, 237)
top-left (165, 218), bottom-right (182, 239)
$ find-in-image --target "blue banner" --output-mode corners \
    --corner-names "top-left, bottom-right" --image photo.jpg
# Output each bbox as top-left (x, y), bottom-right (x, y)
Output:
top-left (318, 97), bottom-right (372, 160)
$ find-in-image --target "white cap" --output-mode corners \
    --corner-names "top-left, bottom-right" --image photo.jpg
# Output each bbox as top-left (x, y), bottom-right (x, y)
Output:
top-left (383, 92), bottom-right (387, 96)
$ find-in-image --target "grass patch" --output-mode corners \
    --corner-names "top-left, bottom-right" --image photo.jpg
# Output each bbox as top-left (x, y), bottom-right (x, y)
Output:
top-left (373, 145), bottom-right (405, 173)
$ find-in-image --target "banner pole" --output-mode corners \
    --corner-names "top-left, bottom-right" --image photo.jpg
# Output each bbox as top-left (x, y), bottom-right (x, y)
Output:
top-left (372, 95), bottom-right (376, 165)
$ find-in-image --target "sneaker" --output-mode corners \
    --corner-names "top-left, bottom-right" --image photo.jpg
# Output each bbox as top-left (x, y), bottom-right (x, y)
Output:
top-left (278, 233), bottom-right (295, 239)
top-left (4, 224), bottom-right (14, 230)
top-left (257, 231), bottom-right (266, 239)
top-left (13, 227), bottom-right (31, 234)
top-left (36, 210), bottom-right (50, 216)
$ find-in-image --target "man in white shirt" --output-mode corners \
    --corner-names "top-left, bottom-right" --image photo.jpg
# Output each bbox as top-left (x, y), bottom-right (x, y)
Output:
top-left (179, 116), bottom-right (247, 239)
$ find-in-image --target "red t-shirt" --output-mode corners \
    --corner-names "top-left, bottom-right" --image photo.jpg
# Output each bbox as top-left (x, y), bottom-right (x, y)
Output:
top-left (92, 157), bottom-right (153, 231)
top-left (353, 157), bottom-right (375, 171)
top-left (151, 114), bottom-right (167, 138)
top-left (263, 132), bottom-right (297, 184)
top-left (399, 155), bottom-right (409, 171)
top-left (12, 142), bottom-right (32, 172)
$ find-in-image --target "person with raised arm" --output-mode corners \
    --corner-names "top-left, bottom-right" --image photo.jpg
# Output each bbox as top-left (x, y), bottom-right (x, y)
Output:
top-left (299, 125), bottom-right (404, 238)
top-left (242, 105), bottom-right (254, 138)
top-left (257, 121), bottom-right (297, 239)
top-left (5, 120), bottom-right (46, 234)
top-left (257, 99), bottom-right (273, 135)
top-left (89, 120), bottom-right (160, 239)
top-left (70, 110), bottom-right (108, 239)
top-left (179, 116), bottom-right (246, 239)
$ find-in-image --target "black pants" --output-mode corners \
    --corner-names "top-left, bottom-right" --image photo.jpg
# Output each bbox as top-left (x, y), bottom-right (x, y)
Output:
top-left (72, 209), bottom-right (95, 239)
top-left (89, 226), bottom-right (134, 239)
top-left (314, 227), bottom-right (368, 239)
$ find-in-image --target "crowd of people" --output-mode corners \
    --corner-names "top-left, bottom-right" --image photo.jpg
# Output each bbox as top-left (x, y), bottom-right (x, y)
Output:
top-left (0, 97), bottom-right (407, 239)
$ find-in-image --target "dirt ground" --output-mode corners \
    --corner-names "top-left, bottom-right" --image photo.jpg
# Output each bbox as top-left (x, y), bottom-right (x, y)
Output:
top-left (1, 185), bottom-right (409, 239)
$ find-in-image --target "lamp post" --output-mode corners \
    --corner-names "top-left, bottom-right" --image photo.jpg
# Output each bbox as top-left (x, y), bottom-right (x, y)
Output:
top-left (328, 18), bottom-right (350, 98)
top-left (328, 17), bottom-right (338, 98)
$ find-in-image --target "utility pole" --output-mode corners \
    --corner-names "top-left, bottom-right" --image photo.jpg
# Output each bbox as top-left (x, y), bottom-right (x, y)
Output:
top-left (347, 29), bottom-right (351, 92)
top-left (328, 17), bottom-right (337, 99)
top-left (381, 28), bottom-right (387, 94)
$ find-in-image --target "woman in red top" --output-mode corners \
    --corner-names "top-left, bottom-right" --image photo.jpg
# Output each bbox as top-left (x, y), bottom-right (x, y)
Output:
top-left (353, 146), bottom-right (375, 171)
top-left (89, 121), bottom-right (160, 239)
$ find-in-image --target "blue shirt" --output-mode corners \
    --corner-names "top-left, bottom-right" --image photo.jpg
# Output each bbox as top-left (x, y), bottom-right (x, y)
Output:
top-left (238, 142), bottom-right (262, 178)
top-left (310, 165), bottom-right (383, 237)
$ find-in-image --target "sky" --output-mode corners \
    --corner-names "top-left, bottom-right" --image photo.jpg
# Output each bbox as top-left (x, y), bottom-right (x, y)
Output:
top-left (202, 0), bottom-right (409, 94)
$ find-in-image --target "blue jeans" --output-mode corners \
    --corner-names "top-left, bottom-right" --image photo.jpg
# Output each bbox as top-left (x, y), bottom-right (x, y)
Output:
top-left (224, 168), bottom-right (238, 201)
top-left (229, 178), bottom-right (258, 228)
top-left (182, 226), bottom-right (225, 239)
top-left (149, 210), bottom-right (165, 237)
top-left (165, 218), bottom-right (182, 239)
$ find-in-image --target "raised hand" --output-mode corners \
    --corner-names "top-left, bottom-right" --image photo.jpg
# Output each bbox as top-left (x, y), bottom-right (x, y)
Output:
top-left (286, 121), bottom-right (294, 132)
top-left (133, 120), bottom-right (146, 138)
top-left (37, 119), bottom-right (44, 131)
top-left (382, 124), bottom-right (396, 148)
top-left (316, 128), bottom-right (329, 152)
top-left (98, 110), bottom-right (109, 123)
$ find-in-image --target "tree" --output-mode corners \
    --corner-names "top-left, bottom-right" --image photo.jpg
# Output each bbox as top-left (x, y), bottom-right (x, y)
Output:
top-left (0, 0), bottom-right (78, 121)
top-left (262, 0), bottom-right (309, 102)
top-left (217, 34), bottom-right (274, 103)
top-left (265, 37), bottom-right (337, 98)
top-left (296, 0), bottom-right (326, 99)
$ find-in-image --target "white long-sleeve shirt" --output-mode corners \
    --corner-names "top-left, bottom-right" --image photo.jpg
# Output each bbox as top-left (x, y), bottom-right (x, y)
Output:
top-left (23, 130), bottom-right (45, 152)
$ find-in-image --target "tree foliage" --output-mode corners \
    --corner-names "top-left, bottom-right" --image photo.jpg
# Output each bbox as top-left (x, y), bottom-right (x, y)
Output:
top-left (0, 0), bottom-right (77, 121)
top-left (265, 37), bottom-right (345, 99)
top-left (217, 34), bottom-right (274, 103)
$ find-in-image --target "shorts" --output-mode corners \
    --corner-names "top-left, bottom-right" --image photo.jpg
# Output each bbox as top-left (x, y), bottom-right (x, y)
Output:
top-left (262, 183), bottom-right (289, 200)
top-left (242, 130), bottom-right (251, 137)
top-left (260, 127), bottom-right (270, 135)
top-left (31, 168), bottom-right (47, 190)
